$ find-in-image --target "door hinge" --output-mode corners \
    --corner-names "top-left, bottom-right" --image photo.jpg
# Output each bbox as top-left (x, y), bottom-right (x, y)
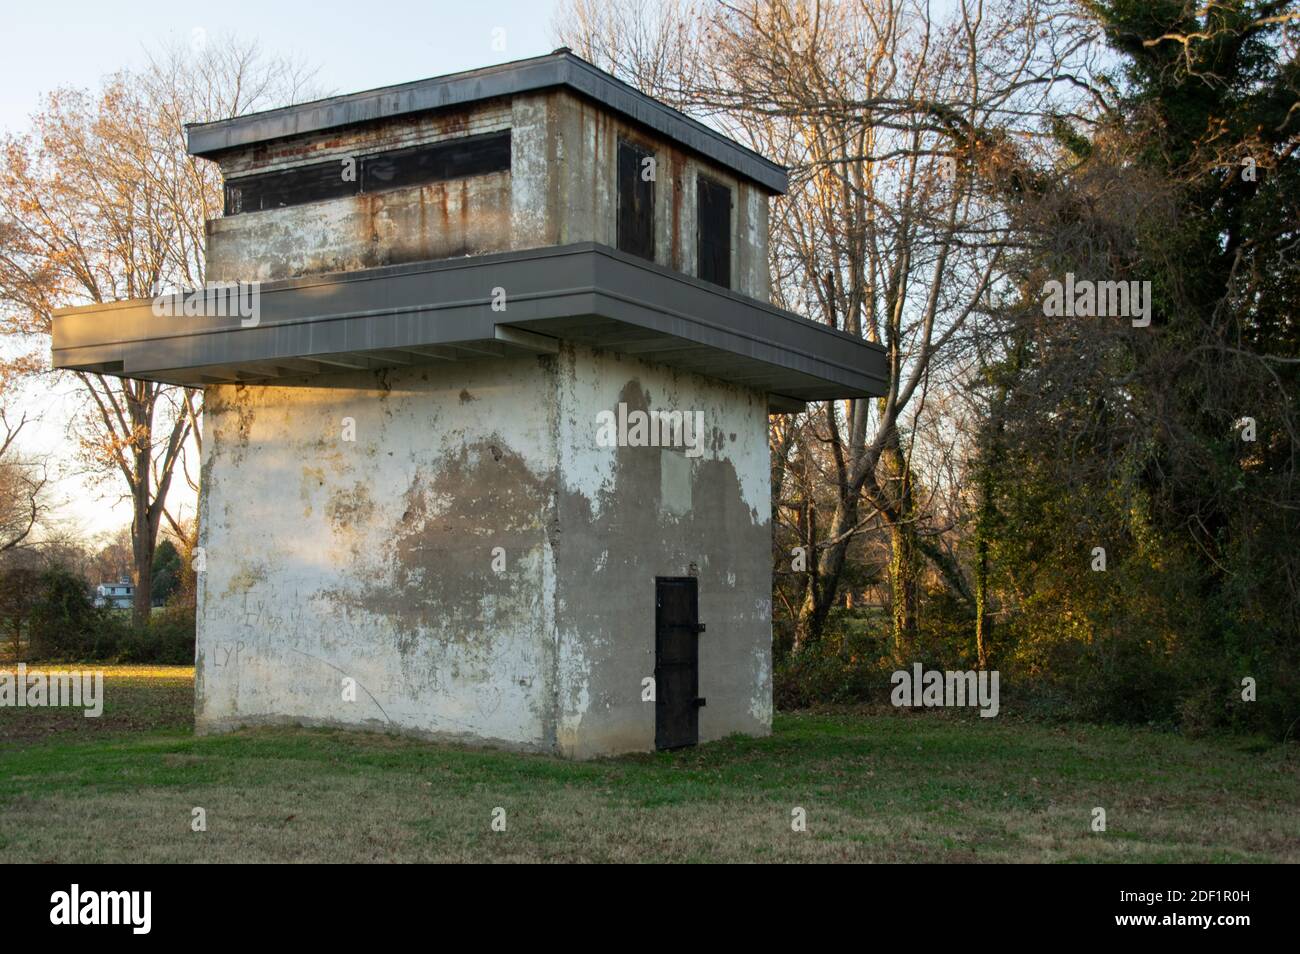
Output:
top-left (693, 622), bottom-right (706, 634)
top-left (693, 697), bottom-right (707, 708)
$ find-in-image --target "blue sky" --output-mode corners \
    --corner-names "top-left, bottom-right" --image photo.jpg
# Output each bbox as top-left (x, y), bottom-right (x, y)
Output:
top-left (1, 0), bottom-right (562, 133)
top-left (2, 0), bottom-right (561, 540)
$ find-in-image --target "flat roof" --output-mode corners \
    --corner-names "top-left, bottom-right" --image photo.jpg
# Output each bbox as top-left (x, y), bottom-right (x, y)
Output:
top-left (186, 49), bottom-right (789, 195)
top-left (52, 243), bottom-right (887, 409)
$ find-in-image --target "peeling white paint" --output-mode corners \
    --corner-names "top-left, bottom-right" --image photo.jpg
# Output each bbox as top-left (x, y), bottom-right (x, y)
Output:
top-left (196, 344), bottom-right (774, 757)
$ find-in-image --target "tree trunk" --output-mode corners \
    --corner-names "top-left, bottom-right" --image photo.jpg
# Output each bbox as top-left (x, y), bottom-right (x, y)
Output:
top-left (889, 521), bottom-right (919, 659)
top-left (123, 380), bottom-right (179, 629)
top-left (794, 498), bottom-right (821, 649)
top-left (131, 424), bottom-right (155, 628)
top-left (972, 342), bottom-right (1019, 669)
top-left (131, 522), bottom-right (154, 627)
top-left (881, 436), bottom-right (920, 661)
top-left (973, 516), bottom-right (991, 670)
top-left (796, 495), bottom-right (860, 646)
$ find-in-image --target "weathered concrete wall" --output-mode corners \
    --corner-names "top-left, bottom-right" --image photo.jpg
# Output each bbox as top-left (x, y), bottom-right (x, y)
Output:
top-left (194, 343), bottom-right (772, 757)
top-left (549, 90), bottom-right (771, 300)
top-left (205, 90), bottom-right (771, 299)
top-left (195, 355), bottom-right (561, 748)
top-left (206, 99), bottom-right (520, 283)
top-left (551, 345), bottom-right (773, 758)
top-left (207, 172), bottom-right (513, 282)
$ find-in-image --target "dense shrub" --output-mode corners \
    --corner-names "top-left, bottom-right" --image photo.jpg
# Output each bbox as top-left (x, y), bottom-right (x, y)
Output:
top-left (774, 609), bottom-right (896, 709)
top-left (772, 583), bottom-right (1294, 740)
top-left (113, 605), bottom-right (196, 665)
top-left (27, 567), bottom-right (107, 660)
top-left (0, 563), bottom-right (195, 664)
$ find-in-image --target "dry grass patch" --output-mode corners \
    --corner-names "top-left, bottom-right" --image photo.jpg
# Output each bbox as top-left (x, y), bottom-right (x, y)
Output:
top-left (1, 674), bottom-right (1297, 863)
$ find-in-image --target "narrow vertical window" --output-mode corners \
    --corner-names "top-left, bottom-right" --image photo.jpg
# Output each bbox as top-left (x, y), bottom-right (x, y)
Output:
top-left (617, 140), bottom-right (655, 261)
top-left (696, 176), bottom-right (731, 288)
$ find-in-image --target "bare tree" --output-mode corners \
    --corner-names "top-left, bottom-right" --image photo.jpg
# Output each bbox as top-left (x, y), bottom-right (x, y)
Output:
top-left (0, 357), bottom-right (49, 553)
top-left (554, 0), bottom-right (705, 107)
top-left (558, 0), bottom-right (1090, 654)
top-left (0, 37), bottom-right (319, 624)
top-left (0, 409), bottom-right (48, 553)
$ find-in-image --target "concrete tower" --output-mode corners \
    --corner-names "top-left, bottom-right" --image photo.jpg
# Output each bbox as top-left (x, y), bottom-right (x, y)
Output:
top-left (53, 50), bottom-right (886, 757)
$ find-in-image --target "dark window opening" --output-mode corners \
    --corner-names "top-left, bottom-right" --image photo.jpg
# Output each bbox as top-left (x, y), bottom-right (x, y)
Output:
top-left (617, 140), bottom-right (655, 261)
top-left (223, 130), bottom-right (512, 216)
top-left (361, 131), bottom-right (512, 193)
top-left (696, 176), bottom-right (731, 289)
top-left (224, 161), bottom-right (357, 215)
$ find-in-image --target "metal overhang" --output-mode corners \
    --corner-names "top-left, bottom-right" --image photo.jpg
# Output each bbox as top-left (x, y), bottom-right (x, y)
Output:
top-left (52, 243), bottom-right (886, 410)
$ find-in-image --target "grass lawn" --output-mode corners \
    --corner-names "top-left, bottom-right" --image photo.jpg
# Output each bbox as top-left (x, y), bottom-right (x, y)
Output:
top-left (1, 664), bottom-right (1297, 862)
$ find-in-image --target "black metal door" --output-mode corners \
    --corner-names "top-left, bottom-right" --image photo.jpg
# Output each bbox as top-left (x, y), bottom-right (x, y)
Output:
top-left (655, 577), bottom-right (702, 750)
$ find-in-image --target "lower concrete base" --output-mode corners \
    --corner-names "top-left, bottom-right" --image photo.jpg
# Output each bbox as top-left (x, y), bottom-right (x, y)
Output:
top-left (194, 342), bottom-right (773, 758)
